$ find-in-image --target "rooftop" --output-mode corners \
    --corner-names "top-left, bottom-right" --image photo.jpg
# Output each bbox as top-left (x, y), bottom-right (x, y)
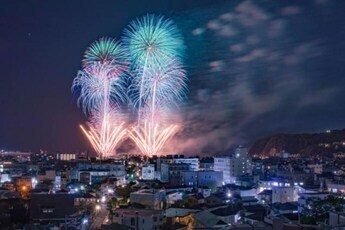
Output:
top-left (211, 206), bottom-right (241, 216)
top-left (114, 209), bottom-right (163, 217)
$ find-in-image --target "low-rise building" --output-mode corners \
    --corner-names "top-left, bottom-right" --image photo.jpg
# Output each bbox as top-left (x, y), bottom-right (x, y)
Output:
top-left (112, 209), bottom-right (165, 230)
top-left (173, 158), bottom-right (200, 171)
top-left (160, 163), bottom-right (190, 185)
top-left (73, 163), bottom-right (126, 185)
top-left (307, 164), bottom-right (323, 174)
top-left (257, 189), bottom-right (272, 205)
top-left (297, 192), bottom-right (329, 212)
top-left (130, 189), bottom-right (166, 210)
top-left (141, 164), bottom-right (155, 180)
top-left (328, 182), bottom-right (345, 194)
top-left (30, 193), bottom-right (76, 221)
top-left (56, 153), bottom-right (76, 161)
top-left (180, 170), bottom-right (223, 190)
top-left (272, 187), bottom-right (297, 204)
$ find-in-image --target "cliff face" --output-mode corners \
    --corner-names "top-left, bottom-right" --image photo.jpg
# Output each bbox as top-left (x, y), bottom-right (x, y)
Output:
top-left (249, 129), bottom-right (345, 157)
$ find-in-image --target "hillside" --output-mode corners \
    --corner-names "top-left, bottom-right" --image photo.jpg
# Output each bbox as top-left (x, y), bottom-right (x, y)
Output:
top-left (249, 129), bottom-right (345, 157)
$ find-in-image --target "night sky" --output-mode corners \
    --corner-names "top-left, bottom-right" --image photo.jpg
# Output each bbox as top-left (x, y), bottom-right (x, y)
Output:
top-left (1, 0), bottom-right (345, 154)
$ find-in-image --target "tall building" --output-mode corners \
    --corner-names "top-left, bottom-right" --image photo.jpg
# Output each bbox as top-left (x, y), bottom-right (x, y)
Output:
top-left (214, 146), bottom-right (252, 184)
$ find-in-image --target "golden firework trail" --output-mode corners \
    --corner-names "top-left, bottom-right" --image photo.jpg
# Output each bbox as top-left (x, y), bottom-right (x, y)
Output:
top-left (128, 120), bottom-right (178, 156)
top-left (80, 113), bottom-right (127, 158)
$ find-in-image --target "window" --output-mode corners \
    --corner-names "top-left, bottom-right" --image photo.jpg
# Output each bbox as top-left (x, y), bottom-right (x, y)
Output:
top-left (131, 217), bottom-right (135, 225)
top-left (153, 216), bottom-right (158, 222)
top-left (41, 208), bottom-right (54, 213)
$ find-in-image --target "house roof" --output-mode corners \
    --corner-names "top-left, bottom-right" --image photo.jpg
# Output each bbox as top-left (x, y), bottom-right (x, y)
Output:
top-left (211, 206), bottom-right (241, 216)
top-left (195, 210), bottom-right (219, 227)
top-left (258, 189), bottom-right (272, 196)
top-left (165, 208), bottom-right (200, 217)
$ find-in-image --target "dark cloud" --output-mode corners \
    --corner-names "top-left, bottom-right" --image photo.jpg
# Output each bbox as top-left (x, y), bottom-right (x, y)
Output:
top-left (165, 0), bottom-right (345, 155)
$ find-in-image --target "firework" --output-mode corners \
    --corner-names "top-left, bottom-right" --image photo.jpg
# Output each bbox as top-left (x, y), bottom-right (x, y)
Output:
top-left (123, 15), bottom-right (185, 121)
top-left (128, 120), bottom-right (178, 156)
top-left (72, 15), bottom-right (187, 158)
top-left (123, 14), bottom-right (184, 68)
top-left (83, 37), bottom-right (127, 69)
top-left (80, 119), bottom-right (127, 158)
top-left (123, 14), bottom-right (187, 156)
top-left (73, 38), bottom-right (128, 158)
top-left (130, 58), bottom-right (187, 123)
top-left (72, 63), bottom-right (127, 114)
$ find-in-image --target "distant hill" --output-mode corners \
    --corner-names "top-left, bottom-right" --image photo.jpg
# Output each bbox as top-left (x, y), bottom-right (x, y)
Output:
top-left (249, 129), bottom-right (345, 157)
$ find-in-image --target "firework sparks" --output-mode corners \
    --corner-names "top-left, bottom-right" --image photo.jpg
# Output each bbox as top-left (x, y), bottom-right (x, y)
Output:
top-left (123, 14), bottom-right (185, 122)
top-left (130, 58), bottom-right (187, 117)
top-left (80, 120), bottom-right (127, 158)
top-left (72, 16), bottom-right (187, 157)
top-left (82, 37), bottom-right (127, 70)
top-left (72, 38), bottom-right (128, 158)
top-left (124, 15), bottom-right (187, 156)
top-left (123, 14), bottom-right (184, 68)
top-left (128, 120), bottom-right (178, 156)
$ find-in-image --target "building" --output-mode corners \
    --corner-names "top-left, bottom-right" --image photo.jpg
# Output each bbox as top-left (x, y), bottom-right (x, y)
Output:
top-left (37, 169), bottom-right (56, 182)
top-left (276, 170), bottom-right (314, 186)
top-left (180, 170), bottom-right (223, 190)
top-left (272, 187), bottom-right (297, 204)
top-left (130, 189), bottom-right (166, 210)
top-left (160, 163), bottom-right (190, 185)
top-left (328, 182), bottom-right (345, 193)
top-left (30, 193), bottom-right (76, 221)
top-left (166, 191), bottom-right (183, 205)
top-left (200, 158), bottom-right (214, 170)
top-left (112, 209), bottom-right (165, 230)
top-left (73, 163), bottom-right (126, 185)
top-left (298, 192), bottom-right (329, 212)
top-left (173, 157), bottom-right (200, 171)
top-left (257, 189), bottom-right (273, 205)
top-left (74, 193), bottom-right (97, 206)
top-left (214, 146), bottom-right (252, 184)
top-left (329, 211), bottom-right (345, 228)
top-left (258, 180), bottom-right (292, 193)
top-left (141, 164), bottom-right (155, 180)
top-left (307, 164), bottom-right (323, 174)
top-left (194, 206), bottom-right (241, 228)
top-left (56, 153), bottom-right (76, 161)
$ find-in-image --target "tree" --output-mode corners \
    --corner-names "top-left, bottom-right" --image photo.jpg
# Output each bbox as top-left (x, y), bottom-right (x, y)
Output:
top-left (116, 186), bottom-right (131, 200)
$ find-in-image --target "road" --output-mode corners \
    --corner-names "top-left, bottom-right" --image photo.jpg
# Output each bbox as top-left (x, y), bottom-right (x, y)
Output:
top-left (89, 208), bottom-right (108, 230)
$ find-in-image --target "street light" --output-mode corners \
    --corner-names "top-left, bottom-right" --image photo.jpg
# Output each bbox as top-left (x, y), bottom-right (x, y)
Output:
top-left (95, 204), bottom-right (101, 211)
